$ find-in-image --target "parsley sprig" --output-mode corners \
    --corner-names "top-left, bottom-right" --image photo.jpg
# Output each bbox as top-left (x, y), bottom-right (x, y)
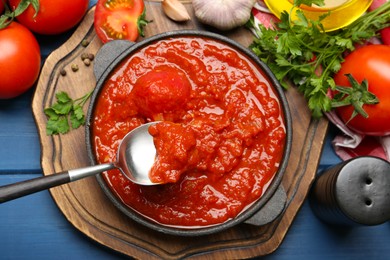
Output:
top-left (248, 0), bottom-right (390, 118)
top-left (44, 91), bottom-right (92, 135)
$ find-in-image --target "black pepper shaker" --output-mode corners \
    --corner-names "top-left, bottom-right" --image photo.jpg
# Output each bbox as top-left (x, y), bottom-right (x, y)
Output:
top-left (309, 156), bottom-right (390, 226)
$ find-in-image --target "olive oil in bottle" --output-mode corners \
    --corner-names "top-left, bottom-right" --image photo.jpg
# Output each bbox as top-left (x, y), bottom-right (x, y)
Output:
top-left (264, 0), bottom-right (373, 31)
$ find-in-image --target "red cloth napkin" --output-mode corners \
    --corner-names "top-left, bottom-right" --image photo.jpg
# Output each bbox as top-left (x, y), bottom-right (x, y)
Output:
top-left (252, 0), bottom-right (390, 161)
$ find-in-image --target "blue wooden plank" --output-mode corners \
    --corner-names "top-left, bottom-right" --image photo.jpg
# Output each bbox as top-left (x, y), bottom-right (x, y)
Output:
top-left (1, 174), bottom-right (389, 259)
top-left (269, 201), bottom-right (390, 260)
top-left (318, 125), bottom-right (342, 171)
top-left (0, 175), bottom-right (123, 260)
top-left (0, 90), bottom-right (42, 173)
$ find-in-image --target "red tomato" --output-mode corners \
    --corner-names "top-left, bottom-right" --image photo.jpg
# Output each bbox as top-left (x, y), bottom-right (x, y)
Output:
top-left (0, 2), bottom-right (4, 14)
top-left (94, 0), bottom-right (148, 43)
top-left (334, 44), bottom-right (390, 136)
top-left (132, 65), bottom-right (191, 118)
top-left (8, 0), bottom-right (89, 35)
top-left (0, 22), bottom-right (41, 99)
top-left (381, 27), bottom-right (390, 45)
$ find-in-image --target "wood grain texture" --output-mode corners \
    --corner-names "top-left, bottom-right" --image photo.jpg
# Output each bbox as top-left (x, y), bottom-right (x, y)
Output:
top-left (31, 2), bottom-right (328, 259)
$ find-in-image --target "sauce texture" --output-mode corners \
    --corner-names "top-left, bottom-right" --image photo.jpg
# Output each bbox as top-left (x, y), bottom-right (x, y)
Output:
top-left (92, 36), bottom-right (286, 227)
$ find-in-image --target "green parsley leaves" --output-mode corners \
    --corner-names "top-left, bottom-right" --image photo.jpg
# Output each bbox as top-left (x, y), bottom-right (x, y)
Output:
top-left (44, 91), bottom-right (92, 135)
top-left (248, 0), bottom-right (390, 118)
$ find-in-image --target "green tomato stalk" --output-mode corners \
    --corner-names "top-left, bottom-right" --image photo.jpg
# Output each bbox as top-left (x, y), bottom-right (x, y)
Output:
top-left (332, 74), bottom-right (379, 123)
top-left (0, 0), bottom-right (39, 29)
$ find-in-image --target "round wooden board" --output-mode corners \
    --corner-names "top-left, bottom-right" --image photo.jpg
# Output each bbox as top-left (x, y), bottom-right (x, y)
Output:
top-left (32, 2), bottom-right (329, 259)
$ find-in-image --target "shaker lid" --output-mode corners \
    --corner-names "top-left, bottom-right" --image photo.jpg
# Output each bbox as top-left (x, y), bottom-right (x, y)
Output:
top-left (335, 156), bottom-right (390, 225)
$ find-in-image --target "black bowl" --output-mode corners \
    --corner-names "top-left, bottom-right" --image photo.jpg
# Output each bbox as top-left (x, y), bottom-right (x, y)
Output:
top-left (85, 30), bottom-right (292, 236)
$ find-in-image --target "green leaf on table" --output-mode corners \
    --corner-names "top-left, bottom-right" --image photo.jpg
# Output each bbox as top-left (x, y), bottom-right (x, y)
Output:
top-left (70, 105), bottom-right (85, 129)
top-left (44, 90), bottom-right (92, 135)
top-left (44, 108), bottom-right (59, 121)
top-left (46, 117), bottom-right (70, 135)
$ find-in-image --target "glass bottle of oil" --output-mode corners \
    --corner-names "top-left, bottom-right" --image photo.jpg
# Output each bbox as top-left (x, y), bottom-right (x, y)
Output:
top-left (264, 0), bottom-right (373, 31)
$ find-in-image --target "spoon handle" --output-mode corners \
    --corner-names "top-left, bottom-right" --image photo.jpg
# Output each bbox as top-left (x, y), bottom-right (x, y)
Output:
top-left (0, 172), bottom-right (70, 203)
top-left (0, 163), bottom-right (115, 203)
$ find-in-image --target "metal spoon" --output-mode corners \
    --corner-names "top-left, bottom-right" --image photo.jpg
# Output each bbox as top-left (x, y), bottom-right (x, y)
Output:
top-left (0, 122), bottom-right (159, 203)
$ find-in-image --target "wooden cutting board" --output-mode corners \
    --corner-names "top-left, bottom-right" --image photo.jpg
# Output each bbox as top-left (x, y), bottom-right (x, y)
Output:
top-left (32, 2), bottom-right (329, 259)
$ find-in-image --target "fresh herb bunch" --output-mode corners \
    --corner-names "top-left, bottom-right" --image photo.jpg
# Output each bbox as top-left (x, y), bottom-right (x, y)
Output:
top-left (248, 0), bottom-right (390, 118)
top-left (44, 91), bottom-right (92, 135)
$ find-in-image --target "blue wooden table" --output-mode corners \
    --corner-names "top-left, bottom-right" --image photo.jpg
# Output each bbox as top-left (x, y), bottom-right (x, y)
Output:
top-left (1, 2), bottom-right (389, 259)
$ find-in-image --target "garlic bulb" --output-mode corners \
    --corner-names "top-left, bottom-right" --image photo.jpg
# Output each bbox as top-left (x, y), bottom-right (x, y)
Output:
top-left (192, 0), bottom-right (257, 31)
top-left (162, 0), bottom-right (191, 22)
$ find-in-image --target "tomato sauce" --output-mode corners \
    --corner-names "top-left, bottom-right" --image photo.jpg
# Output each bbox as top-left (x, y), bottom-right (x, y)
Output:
top-left (92, 36), bottom-right (287, 227)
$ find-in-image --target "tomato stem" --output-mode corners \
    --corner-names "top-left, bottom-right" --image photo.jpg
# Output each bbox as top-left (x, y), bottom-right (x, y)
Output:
top-left (137, 9), bottom-right (151, 37)
top-left (331, 73), bottom-right (379, 121)
top-left (0, 0), bottom-right (40, 29)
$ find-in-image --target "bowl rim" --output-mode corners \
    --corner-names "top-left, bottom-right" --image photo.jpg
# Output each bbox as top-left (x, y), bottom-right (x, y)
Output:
top-left (85, 29), bottom-right (292, 236)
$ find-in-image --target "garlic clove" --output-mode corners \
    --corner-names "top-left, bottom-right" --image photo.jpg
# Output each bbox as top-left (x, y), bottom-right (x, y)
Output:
top-left (162, 0), bottom-right (191, 22)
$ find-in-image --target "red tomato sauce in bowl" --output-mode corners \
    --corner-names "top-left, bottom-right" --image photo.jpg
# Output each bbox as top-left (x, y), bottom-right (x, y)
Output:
top-left (92, 35), bottom-right (287, 228)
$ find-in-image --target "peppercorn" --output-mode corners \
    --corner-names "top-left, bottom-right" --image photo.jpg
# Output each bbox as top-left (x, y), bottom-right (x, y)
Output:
top-left (81, 53), bottom-right (89, 61)
top-left (87, 53), bottom-right (95, 61)
top-left (71, 64), bottom-right (79, 72)
top-left (83, 59), bottom-right (91, 66)
top-left (81, 39), bottom-right (90, 47)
